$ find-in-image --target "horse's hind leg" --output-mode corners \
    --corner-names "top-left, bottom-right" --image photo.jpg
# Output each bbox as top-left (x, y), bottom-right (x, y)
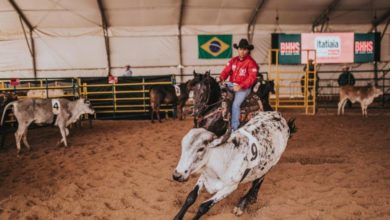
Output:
top-left (157, 107), bottom-right (162, 123)
top-left (150, 108), bottom-right (155, 123)
top-left (233, 177), bottom-right (265, 216)
top-left (176, 104), bottom-right (183, 120)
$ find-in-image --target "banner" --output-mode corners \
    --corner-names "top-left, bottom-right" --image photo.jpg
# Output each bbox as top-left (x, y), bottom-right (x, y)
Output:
top-left (278, 34), bottom-right (301, 64)
top-left (272, 32), bottom-right (380, 64)
top-left (354, 33), bottom-right (380, 63)
top-left (198, 35), bottom-right (232, 59)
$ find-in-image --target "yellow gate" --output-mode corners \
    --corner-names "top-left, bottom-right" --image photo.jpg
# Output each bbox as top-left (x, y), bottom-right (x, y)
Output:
top-left (0, 76), bottom-right (176, 120)
top-left (268, 49), bottom-right (317, 115)
top-left (78, 79), bottom-right (173, 115)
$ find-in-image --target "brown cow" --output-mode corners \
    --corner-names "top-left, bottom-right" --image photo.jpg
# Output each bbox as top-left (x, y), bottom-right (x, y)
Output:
top-left (337, 85), bottom-right (383, 117)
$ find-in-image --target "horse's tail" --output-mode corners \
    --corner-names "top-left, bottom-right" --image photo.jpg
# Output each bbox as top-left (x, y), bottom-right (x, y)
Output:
top-left (287, 118), bottom-right (297, 138)
top-left (1, 101), bottom-right (15, 126)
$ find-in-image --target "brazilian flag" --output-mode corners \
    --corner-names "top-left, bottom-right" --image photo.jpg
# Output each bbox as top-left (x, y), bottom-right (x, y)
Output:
top-left (198, 35), bottom-right (232, 59)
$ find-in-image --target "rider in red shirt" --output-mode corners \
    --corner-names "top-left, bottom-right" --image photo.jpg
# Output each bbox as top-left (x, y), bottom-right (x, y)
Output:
top-left (219, 38), bottom-right (258, 131)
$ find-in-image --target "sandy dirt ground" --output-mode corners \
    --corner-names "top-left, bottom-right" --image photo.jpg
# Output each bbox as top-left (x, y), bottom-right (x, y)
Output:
top-left (0, 113), bottom-right (389, 220)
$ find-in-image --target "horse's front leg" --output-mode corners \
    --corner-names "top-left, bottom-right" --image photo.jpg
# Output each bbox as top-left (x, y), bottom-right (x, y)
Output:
top-left (174, 179), bottom-right (204, 220)
top-left (176, 104), bottom-right (183, 120)
top-left (192, 185), bottom-right (238, 220)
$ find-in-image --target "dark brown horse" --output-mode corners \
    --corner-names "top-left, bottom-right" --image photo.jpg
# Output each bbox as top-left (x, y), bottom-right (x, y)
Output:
top-left (149, 81), bottom-right (191, 123)
top-left (192, 72), bottom-right (275, 138)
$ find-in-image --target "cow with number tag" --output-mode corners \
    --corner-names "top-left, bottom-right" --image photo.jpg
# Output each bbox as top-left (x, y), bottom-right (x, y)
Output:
top-left (0, 98), bottom-right (94, 155)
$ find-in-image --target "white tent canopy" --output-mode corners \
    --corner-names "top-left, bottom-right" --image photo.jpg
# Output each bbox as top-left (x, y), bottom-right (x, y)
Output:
top-left (0, 0), bottom-right (389, 79)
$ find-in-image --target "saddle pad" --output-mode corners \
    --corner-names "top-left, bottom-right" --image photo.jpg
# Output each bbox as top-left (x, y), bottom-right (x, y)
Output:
top-left (238, 129), bottom-right (261, 169)
top-left (51, 99), bottom-right (61, 115)
top-left (174, 84), bottom-right (181, 96)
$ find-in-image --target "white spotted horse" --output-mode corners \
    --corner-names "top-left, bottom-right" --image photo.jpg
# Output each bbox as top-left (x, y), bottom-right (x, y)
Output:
top-left (172, 111), bottom-right (297, 219)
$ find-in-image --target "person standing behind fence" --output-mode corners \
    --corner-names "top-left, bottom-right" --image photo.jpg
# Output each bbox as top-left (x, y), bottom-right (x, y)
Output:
top-left (301, 59), bottom-right (319, 98)
top-left (338, 66), bottom-right (355, 86)
top-left (122, 65), bottom-right (133, 77)
top-left (338, 66), bottom-right (355, 108)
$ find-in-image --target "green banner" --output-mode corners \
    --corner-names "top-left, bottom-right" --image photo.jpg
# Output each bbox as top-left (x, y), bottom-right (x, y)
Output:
top-left (198, 35), bottom-right (232, 59)
top-left (278, 34), bottom-right (301, 64)
top-left (354, 33), bottom-right (379, 63)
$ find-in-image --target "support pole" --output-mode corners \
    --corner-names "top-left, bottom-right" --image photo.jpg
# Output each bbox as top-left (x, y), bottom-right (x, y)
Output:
top-left (247, 0), bottom-right (267, 43)
top-left (97, 0), bottom-right (111, 75)
top-left (9, 0), bottom-right (37, 77)
top-left (178, 0), bottom-right (185, 83)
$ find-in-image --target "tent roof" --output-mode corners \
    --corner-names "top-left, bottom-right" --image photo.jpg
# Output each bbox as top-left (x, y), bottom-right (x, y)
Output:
top-left (1, 0), bottom-right (389, 37)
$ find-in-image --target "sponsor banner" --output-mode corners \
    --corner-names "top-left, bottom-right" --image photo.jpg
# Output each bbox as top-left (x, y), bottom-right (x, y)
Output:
top-left (273, 33), bottom-right (380, 64)
top-left (301, 32), bottom-right (354, 63)
top-left (354, 33), bottom-right (378, 63)
top-left (278, 34), bottom-right (301, 64)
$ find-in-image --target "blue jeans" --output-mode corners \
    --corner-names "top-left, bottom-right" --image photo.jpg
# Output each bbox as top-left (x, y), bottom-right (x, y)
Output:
top-left (225, 82), bottom-right (251, 130)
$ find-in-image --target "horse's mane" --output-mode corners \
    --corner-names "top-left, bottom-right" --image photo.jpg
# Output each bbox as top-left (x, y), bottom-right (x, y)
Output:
top-left (202, 74), bottom-right (221, 106)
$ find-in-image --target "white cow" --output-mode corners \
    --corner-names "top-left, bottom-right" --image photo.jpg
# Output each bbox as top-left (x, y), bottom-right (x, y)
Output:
top-left (172, 111), bottom-right (296, 219)
top-left (338, 85), bottom-right (383, 117)
top-left (1, 98), bottom-right (94, 155)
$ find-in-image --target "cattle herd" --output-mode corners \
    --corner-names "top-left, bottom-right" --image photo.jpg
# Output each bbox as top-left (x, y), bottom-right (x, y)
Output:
top-left (0, 72), bottom-right (384, 219)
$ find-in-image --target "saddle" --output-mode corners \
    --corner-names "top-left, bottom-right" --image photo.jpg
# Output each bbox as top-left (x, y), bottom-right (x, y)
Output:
top-left (220, 84), bottom-right (264, 124)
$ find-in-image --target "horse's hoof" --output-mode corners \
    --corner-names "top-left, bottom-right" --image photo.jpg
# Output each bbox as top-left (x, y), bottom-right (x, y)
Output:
top-left (233, 207), bottom-right (244, 216)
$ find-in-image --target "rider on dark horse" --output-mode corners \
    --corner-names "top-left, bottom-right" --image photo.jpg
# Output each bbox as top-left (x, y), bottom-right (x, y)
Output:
top-left (219, 38), bottom-right (258, 131)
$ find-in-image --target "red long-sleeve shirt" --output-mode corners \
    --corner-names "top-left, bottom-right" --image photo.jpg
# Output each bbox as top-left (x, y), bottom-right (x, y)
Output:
top-left (219, 55), bottom-right (258, 89)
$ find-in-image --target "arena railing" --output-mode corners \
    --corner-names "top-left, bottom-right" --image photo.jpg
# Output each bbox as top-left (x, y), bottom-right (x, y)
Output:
top-left (78, 75), bottom-right (175, 119)
top-left (315, 68), bottom-right (390, 108)
top-left (0, 75), bottom-right (176, 122)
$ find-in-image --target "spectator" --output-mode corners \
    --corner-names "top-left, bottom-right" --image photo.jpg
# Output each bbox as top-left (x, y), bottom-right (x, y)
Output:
top-left (123, 65), bottom-right (133, 77)
top-left (338, 66), bottom-right (355, 86)
top-left (301, 59), bottom-right (319, 98)
top-left (338, 65), bottom-right (355, 108)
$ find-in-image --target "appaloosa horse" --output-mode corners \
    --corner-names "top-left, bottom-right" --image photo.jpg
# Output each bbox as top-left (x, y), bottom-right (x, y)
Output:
top-left (172, 112), bottom-right (297, 220)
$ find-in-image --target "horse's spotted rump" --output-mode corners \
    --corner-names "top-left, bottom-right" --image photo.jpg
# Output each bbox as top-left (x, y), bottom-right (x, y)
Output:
top-left (173, 111), bottom-right (295, 219)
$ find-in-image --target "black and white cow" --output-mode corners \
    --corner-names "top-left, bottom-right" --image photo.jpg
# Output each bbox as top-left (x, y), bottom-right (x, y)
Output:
top-left (0, 98), bottom-right (94, 155)
top-left (172, 111), bottom-right (296, 219)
